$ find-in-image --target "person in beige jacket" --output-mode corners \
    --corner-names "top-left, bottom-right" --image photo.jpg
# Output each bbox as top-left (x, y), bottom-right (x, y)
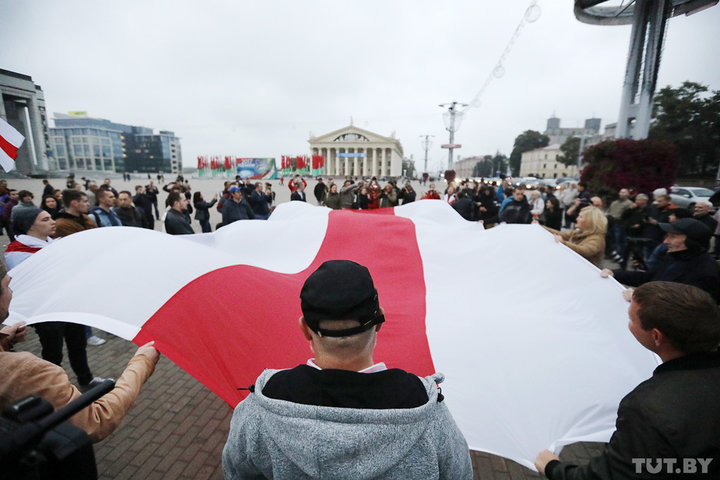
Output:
top-left (542, 206), bottom-right (607, 268)
top-left (0, 267), bottom-right (159, 442)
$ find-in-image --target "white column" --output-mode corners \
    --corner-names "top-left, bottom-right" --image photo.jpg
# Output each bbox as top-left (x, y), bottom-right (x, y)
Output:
top-left (372, 149), bottom-right (378, 177)
top-left (353, 148), bottom-right (359, 177)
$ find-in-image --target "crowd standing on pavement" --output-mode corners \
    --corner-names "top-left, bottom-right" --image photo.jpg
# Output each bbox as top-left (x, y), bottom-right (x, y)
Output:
top-left (0, 171), bottom-right (718, 479)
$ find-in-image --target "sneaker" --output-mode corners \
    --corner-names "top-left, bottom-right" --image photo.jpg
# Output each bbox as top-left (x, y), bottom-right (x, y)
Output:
top-left (79, 376), bottom-right (115, 393)
top-left (87, 335), bottom-right (106, 346)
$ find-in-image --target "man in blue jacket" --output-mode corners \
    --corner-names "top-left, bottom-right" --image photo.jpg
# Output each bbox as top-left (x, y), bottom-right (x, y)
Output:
top-left (221, 186), bottom-right (255, 226)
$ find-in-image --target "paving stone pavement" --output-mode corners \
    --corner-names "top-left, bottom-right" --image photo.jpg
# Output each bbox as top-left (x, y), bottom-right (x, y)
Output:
top-left (13, 328), bottom-right (606, 479)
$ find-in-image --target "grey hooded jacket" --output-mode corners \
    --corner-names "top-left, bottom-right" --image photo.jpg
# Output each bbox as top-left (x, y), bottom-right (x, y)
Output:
top-left (222, 370), bottom-right (472, 480)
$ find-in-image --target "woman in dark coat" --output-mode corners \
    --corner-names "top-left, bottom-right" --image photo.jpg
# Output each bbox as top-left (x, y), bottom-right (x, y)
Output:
top-left (193, 191), bottom-right (218, 233)
top-left (541, 196), bottom-right (563, 230)
top-left (41, 195), bottom-right (61, 219)
top-left (476, 186), bottom-right (499, 224)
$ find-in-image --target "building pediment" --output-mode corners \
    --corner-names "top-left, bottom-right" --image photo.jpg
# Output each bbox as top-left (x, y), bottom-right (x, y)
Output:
top-left (310, 125), bottom-right (398, 145)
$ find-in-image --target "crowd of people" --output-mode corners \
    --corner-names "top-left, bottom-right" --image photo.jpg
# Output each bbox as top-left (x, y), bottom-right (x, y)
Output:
top-left (0, 172), bottom-right (719, 479)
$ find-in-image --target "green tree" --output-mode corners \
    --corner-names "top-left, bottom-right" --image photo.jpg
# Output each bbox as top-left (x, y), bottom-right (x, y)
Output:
top-left (649, 81), bottom-right (720, 178)
top-left (471, 155), bottom-right (493, 177)
top-left (510, 130), bottom-right (549, 176)
top-left (580, 139), bottom-right (679, 202)
top-left (558, 137), bottom-right (580, 167)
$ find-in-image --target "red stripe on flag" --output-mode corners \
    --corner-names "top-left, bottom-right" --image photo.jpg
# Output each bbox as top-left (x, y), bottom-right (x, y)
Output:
top-left (0, 133), bottom-right (19, 160)
top-left (133, 210), bottom-right (433, 406)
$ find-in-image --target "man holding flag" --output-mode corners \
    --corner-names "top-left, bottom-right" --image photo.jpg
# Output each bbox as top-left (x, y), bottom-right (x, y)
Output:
top-left (222, 260), bottom-right (472, 480)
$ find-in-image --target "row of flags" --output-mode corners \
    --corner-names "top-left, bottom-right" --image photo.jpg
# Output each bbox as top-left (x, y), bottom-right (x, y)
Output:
top-left (0, 117), bottom-right (25, 172)
top-left (196, 155), bottom-right (326, 178)
top-left (279, 155), bottom-right (324, 177)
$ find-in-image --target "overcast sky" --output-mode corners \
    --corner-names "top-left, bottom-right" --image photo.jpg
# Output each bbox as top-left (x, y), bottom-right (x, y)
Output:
top-left (2, 0), bottom-right (718, 173)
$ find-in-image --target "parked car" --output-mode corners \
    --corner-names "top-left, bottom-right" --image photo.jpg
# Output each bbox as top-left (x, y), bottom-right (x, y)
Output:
top-left (669, 186), bottom-right (715, 211)
top-left (516, 177), bottom-right (539, 190)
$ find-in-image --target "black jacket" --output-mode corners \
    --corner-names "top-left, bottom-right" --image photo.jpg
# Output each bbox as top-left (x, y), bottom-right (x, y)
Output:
top-left (500, 199), bottom-right (532, 224)
top-left (165, 209), bottom-right (194, 235)
top-left (547, 351), bottom-right (720, 479)
top-left (291, 191), bottom-right (307, 202)
top-left (249, 190), bottom-right (271, 216)
top-left (113, 206), bottom-right (143, 227)
top-left (313, 183), bottom-right (328, 204)
top-left (193, 198), bottom-right (217, 222)
top-left (262, 365), bottom-right (428, 409)
top-left (613, 248), bottom-right (720, 302)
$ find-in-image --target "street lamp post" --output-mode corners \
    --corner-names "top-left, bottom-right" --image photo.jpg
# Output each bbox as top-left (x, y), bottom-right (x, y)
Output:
top-left (439, 101), bottom-right (467, 171)
top-left (420, 135), bottom-right (434, 173)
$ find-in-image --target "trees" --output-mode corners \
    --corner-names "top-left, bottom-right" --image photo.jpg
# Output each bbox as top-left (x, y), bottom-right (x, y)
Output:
top-left (649, 81), bottom-right (720, 178)
top-left (510, 130), bottom-right (549, 176)
top-left (580, 139), bottom-right (679, 201)
top-left (558, 137), bottom-right (581, 167)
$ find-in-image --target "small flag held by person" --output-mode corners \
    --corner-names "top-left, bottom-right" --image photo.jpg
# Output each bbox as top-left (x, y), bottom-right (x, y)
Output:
top-left (0, 117), bottom-right (25, 172)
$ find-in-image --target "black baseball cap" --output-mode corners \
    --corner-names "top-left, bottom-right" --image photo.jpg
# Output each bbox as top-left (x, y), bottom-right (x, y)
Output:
top-left (659, 218), bottom-right (712, 242)
top-left (300, 260), bottom-right (384, 338)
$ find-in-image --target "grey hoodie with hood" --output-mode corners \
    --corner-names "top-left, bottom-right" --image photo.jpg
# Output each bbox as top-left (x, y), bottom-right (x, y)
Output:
top-left (222, 370), bottom-right (472, 480)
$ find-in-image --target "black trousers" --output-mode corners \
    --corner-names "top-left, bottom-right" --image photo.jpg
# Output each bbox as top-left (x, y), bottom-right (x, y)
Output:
top-left (34, 322), bottom-right (93, 385)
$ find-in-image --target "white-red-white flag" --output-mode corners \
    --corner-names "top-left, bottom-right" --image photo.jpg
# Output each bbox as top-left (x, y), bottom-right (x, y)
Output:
top-left (5, 201), bottom-right (658, 469)
top-left (0, 117), bottom-right (25, 172)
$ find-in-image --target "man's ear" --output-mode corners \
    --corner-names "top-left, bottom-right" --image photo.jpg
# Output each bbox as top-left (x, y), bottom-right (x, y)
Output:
top-left (299, 316), bottom-right (313, 341)
top-left (375, 307), bottom-right (384, 333)
top-left (651, 328), bottom-right (663, 348)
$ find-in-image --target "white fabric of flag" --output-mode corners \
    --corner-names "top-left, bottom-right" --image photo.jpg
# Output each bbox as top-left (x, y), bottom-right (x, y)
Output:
top-left (0, 117), bottom-right (25, 172)
top-left (5, 201), bottom-right (658, 470)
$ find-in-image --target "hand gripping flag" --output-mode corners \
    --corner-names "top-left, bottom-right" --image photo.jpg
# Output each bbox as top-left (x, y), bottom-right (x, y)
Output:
top-left (6, 201), bottom-right (658, 470)
top-left (0, 117), bottom-right (25, 172)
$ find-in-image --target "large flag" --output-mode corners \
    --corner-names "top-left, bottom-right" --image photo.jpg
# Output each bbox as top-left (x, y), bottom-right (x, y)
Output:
top-left (6, 201), bottom-right (657, 470)
top-left (0, 117), bottom-right (25, 172)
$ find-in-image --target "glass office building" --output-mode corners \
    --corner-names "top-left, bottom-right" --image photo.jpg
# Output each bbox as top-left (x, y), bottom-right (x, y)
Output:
top-left (50, 113), bottom-right (181, 174)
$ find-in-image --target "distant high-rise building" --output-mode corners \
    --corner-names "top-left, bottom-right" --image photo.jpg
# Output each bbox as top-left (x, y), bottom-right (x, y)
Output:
top-left (584, 117), bottom-right (601, 131)
top-left (543, 116), bottom-right (602, 146)
top-left (50, 113), bottom-right (181, 174)
top-left (0, 69), bottom-right (51, 173)
top-left (546, 116), bottom-right (561, 131)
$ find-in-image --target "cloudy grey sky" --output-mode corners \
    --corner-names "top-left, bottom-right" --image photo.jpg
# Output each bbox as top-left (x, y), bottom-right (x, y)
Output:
top-left (2, 0), bottom-right (718, 173)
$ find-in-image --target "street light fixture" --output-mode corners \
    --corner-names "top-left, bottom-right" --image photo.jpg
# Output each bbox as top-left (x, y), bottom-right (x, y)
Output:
top-left (439, 101), bottom-right (468, 171)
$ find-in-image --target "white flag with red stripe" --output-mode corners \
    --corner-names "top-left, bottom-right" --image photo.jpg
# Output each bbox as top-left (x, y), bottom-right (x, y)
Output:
top-left (0, 117), bottom-right (25, 172)
top-left (6, 201), bottom-right (657, 469)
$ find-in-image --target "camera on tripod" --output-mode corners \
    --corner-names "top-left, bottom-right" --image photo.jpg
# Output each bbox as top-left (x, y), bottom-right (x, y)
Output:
top-left (0, 379), bottom-right (115, 480)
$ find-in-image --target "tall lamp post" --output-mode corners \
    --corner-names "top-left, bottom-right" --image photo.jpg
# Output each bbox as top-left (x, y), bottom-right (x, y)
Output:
top-left (439, 101), bottom-right (467, 170)
top-left (420, 135), bottom-right (434, 173)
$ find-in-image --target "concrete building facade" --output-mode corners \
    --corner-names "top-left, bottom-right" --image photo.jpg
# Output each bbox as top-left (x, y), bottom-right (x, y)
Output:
top-left (0, 69), bottom-right (51, 173)
top-left (544, 116), bottom-right (601, 146)
top-left (309, 125), bottom-right (403, 178)
top-left (520, 144), bottom-right (579, 179)
top-left (50, 113), bottom-right (181, 174)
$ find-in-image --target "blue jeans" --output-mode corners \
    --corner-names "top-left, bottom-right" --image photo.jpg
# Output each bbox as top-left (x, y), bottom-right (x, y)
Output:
top-left (199, 219), bottom-right (212, 233)
top-left (612, 225), bottom-right (628, 257)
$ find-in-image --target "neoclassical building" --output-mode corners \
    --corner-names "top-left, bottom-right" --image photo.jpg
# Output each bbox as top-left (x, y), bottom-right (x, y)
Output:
top-left (520, 144), bottom-right (578, 179)
top-left (308, 125), bottom-right (403, 178)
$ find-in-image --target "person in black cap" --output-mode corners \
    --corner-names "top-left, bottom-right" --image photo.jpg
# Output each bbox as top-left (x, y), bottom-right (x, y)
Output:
top-left (222, 260), bottom-right (472, 480)
top-left (601, 217), bottom-right (720, 302)
top-left (221, 186), bottom-right (255, 226)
